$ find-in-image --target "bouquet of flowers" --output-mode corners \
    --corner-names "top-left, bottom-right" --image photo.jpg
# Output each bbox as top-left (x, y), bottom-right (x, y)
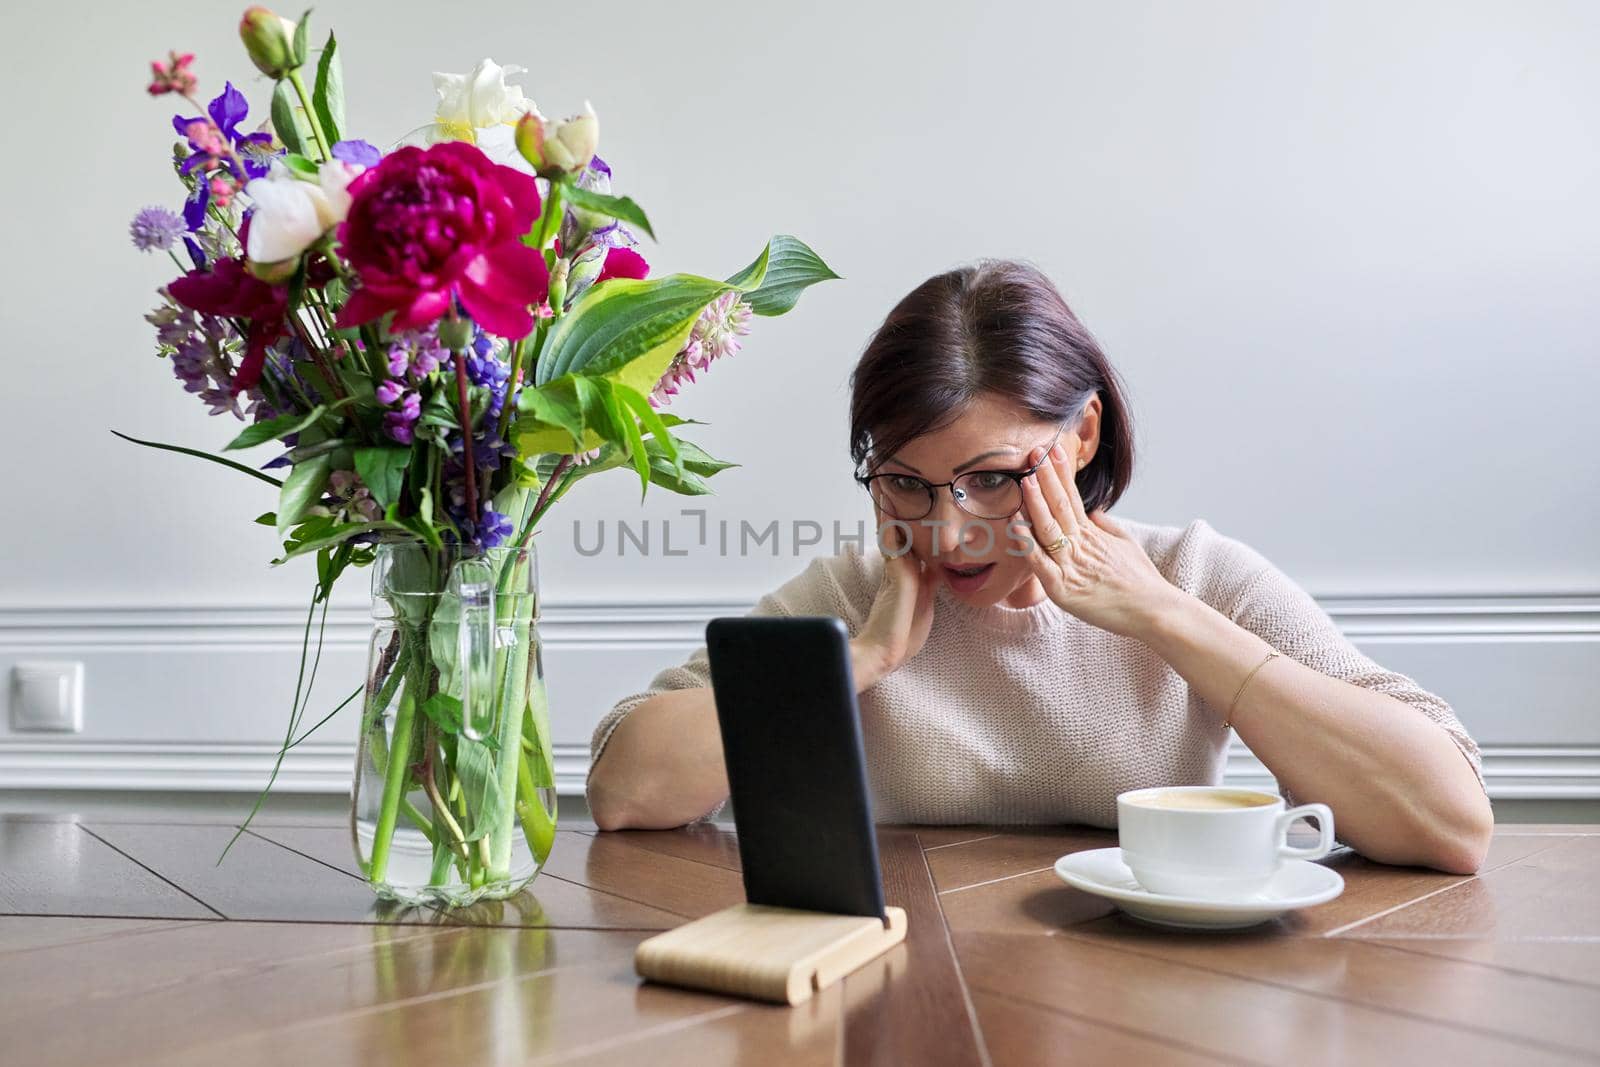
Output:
top-left (126, 8), bottom-right (837, 904)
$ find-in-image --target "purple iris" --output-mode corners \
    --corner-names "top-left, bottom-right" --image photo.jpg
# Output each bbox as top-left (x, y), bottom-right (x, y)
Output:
top-left (172, 82), bottom-right (275, 178)
top-left (173, 82), bottom-right (277, 230)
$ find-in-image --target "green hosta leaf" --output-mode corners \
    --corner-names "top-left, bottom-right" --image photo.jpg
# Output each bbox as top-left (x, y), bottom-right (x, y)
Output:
top-left (276, 453), bottom-right (333, 540)
top-left (532, 274), bottom-right (739, 392)
top-left (724, 234), bottom-right (841, 317)
top-left (352, 446), bottom-right (408, 510)
top-left (560, 185), bottom-right (656, 241)
top-left (312, 31), bottom-right (345, 144)
top-left (270, 79), bottom-right (311, 157)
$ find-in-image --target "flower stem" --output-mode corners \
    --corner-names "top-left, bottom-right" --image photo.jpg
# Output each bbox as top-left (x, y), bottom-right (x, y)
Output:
top-left (286, 69), bottom-right (332, 162)
top-left (421, 754), bottom-right (470, 865)
top-left (453, 347), bottom-right (480, 526)
top-left (367, 647), bottom-right (424, 884)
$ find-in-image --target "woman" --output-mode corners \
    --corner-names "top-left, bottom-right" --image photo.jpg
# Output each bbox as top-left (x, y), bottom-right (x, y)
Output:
top-left (585, 260), bottom-right (1493, 874)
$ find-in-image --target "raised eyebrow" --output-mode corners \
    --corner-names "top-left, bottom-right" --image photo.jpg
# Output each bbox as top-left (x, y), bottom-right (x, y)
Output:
top-left (884, 449), bottom-right (1019, 477)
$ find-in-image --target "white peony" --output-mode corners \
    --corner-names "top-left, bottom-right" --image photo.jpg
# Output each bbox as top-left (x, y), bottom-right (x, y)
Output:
top-left (514, 101), bottom-right (600, 176)
top-left (244, 160), bottom-right (362, 264)
top-left (432, 58), bottom-right (542, 133)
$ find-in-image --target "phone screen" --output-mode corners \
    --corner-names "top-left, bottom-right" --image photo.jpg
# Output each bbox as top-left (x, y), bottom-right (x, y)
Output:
top-left (705, 615), bottom-right (888, 919)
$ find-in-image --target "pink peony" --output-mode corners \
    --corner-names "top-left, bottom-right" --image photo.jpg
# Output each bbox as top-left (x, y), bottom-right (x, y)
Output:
top-left (335, 141), bottom-right (549, 339)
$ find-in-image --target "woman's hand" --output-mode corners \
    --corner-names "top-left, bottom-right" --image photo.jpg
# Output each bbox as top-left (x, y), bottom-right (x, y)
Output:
top-left (852, 504), bottom-right (940, 689)
top-left (1017, 438), bottom-right (1178, 639)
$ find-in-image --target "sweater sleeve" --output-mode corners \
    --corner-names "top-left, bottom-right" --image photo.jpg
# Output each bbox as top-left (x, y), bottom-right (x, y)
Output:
top-left (585, 548), bottom-right (878, 825)
top-left (1222, 560), bottom-right (1488, 811)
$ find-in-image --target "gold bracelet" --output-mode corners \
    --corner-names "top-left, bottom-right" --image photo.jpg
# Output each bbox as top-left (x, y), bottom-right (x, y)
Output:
top-left (1222, 649), bottom-right (1282, 730)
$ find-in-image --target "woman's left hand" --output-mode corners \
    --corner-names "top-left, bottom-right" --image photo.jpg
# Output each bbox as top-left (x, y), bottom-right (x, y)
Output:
top-left (1015, 438), bottom-right (1179, 639)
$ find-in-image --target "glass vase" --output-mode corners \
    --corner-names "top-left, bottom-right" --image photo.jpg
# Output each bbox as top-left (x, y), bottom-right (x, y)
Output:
top-left (350, 540), bottom-right (557, 907)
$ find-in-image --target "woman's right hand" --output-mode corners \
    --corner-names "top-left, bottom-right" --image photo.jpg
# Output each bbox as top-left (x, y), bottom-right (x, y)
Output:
top-left (851, 506), bottom-right (940, 690)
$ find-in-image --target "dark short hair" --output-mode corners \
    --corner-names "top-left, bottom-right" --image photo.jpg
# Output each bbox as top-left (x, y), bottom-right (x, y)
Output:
top-left (848, 258), bottom-right (1137, 515)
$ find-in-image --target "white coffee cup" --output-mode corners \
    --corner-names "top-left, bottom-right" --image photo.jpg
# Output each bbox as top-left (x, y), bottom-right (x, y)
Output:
top-left (1116, 786), bottom-right (1335, 899)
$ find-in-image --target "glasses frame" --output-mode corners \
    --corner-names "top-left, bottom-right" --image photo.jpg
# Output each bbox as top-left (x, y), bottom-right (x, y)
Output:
top-left (853, 424), bottom-right (1068, 522)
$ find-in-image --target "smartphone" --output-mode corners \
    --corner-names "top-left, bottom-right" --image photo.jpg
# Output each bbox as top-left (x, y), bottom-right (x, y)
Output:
top-left (705, 615), bottom-right (887, 919)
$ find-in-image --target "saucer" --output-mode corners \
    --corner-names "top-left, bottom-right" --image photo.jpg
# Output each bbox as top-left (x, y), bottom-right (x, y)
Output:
top-left (1053, 847), bottom-right (1345, 930)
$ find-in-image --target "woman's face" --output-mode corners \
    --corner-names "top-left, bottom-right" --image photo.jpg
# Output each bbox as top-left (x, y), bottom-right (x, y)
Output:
top-left (869, 392), bottom-right (1102, 610)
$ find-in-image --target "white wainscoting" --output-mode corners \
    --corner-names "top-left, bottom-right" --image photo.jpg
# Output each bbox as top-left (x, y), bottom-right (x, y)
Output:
top-left (0, 594), bottom-right (1595, 798)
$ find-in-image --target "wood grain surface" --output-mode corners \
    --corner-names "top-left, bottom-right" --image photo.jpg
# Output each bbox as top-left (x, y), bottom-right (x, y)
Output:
top-left (2, 814), bottom-right (1596, 1066)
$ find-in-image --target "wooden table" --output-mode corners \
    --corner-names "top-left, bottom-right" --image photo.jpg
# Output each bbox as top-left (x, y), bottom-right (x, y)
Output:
top-left (1, 814), bottom-right (1596, 1065)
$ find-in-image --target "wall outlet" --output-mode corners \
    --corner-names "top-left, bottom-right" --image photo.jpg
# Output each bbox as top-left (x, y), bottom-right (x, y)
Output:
top-left (9, 661), bottom-right (85, 733)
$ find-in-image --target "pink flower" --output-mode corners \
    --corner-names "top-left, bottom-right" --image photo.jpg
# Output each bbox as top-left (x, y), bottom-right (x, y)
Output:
top-left (335, 141), bottom-right (549, 339)
top-left (147, 51), bottom-right (198, 96)
top-left (597, 246), bottom-right (650, 284)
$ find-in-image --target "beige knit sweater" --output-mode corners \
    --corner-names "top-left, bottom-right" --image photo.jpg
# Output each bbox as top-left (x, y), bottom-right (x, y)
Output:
top-left (587, 516), bottom-right (1486, 827)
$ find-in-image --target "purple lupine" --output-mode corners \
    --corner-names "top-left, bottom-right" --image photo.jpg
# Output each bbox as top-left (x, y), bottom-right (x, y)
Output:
top-left (130, 207), bottom-right (186, 252)
top-left (444, 503), bottom-right (514, 550)
top-left (145, 295), bottom-right (260, 420)
top-left (385, 325), bottom-right (449, 383)
top-left (465, 340), bottom-right (512, 417)
top-left (383, 391), bottom-right (422, 444)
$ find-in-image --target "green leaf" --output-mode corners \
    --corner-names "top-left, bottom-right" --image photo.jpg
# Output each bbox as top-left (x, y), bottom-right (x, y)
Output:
top-left (276, 453), bottom-right (333, 541)
top-left (724, 235), bottom-right (841, 317)
top-left (560, 185), bottom-right (656, 241)
top-left (224, 403), bottom-right (331, 451)
top-left (271, 79), bottom-right (310, 156)
top-left (595, 379), bottom-right (650, 498)
top-left (516, 379), bottom-right (587, 453)
top-left (384, 494), bottom-right (443, 552)
top-left (312, 31), bottom-right (345, 144)
top-left (525, 180), bottom-right (564, 250)
top-left (281, 153), bottom-right (320, 179)
top-left (645, 434), bottom-right (738, 477)
top-left (612, 381), bottom-right (682, 477)
top-left (270, 520), bottom-right (392, 565)
top-left (292, 9), bottom-right (311, 67)
top-left (454, 736), bottom-right (507, 843)
top-left (254, 511), bottom-right (277, 526)
top-left (420, 692), bottom-right (463, 734)
top-left (532, 273), bottom-right (737, 393)
top-left (111, 429), bottom-right (284, 489)
top-left (644, 455), bottom-right (713, 495)
top-left (352, 446), bottom-right (408, 510)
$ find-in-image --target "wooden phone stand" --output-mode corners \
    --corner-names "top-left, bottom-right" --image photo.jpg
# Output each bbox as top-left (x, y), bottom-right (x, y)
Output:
top-left (634, 902), bottom-right (909, 1005)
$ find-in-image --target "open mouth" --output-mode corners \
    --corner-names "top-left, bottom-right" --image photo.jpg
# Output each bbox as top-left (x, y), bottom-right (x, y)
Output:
top-left (941, 562), bottom-right (996, 589)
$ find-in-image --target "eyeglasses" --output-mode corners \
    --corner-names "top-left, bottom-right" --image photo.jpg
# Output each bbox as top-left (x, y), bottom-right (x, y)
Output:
top-left (854, 425), bottom-right (1067, 522)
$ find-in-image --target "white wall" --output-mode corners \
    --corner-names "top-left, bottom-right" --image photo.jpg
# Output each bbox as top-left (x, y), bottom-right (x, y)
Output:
top-left (1, 1), bottom-right (1595, 798)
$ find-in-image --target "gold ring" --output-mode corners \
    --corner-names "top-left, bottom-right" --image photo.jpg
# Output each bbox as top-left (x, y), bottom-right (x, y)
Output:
top-left (1043, 535), bottom-right (1069, 554)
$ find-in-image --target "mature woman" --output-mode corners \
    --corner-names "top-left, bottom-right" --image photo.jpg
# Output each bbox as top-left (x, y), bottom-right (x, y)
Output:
top-left (585, 260), bottom-right (1493, 874)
